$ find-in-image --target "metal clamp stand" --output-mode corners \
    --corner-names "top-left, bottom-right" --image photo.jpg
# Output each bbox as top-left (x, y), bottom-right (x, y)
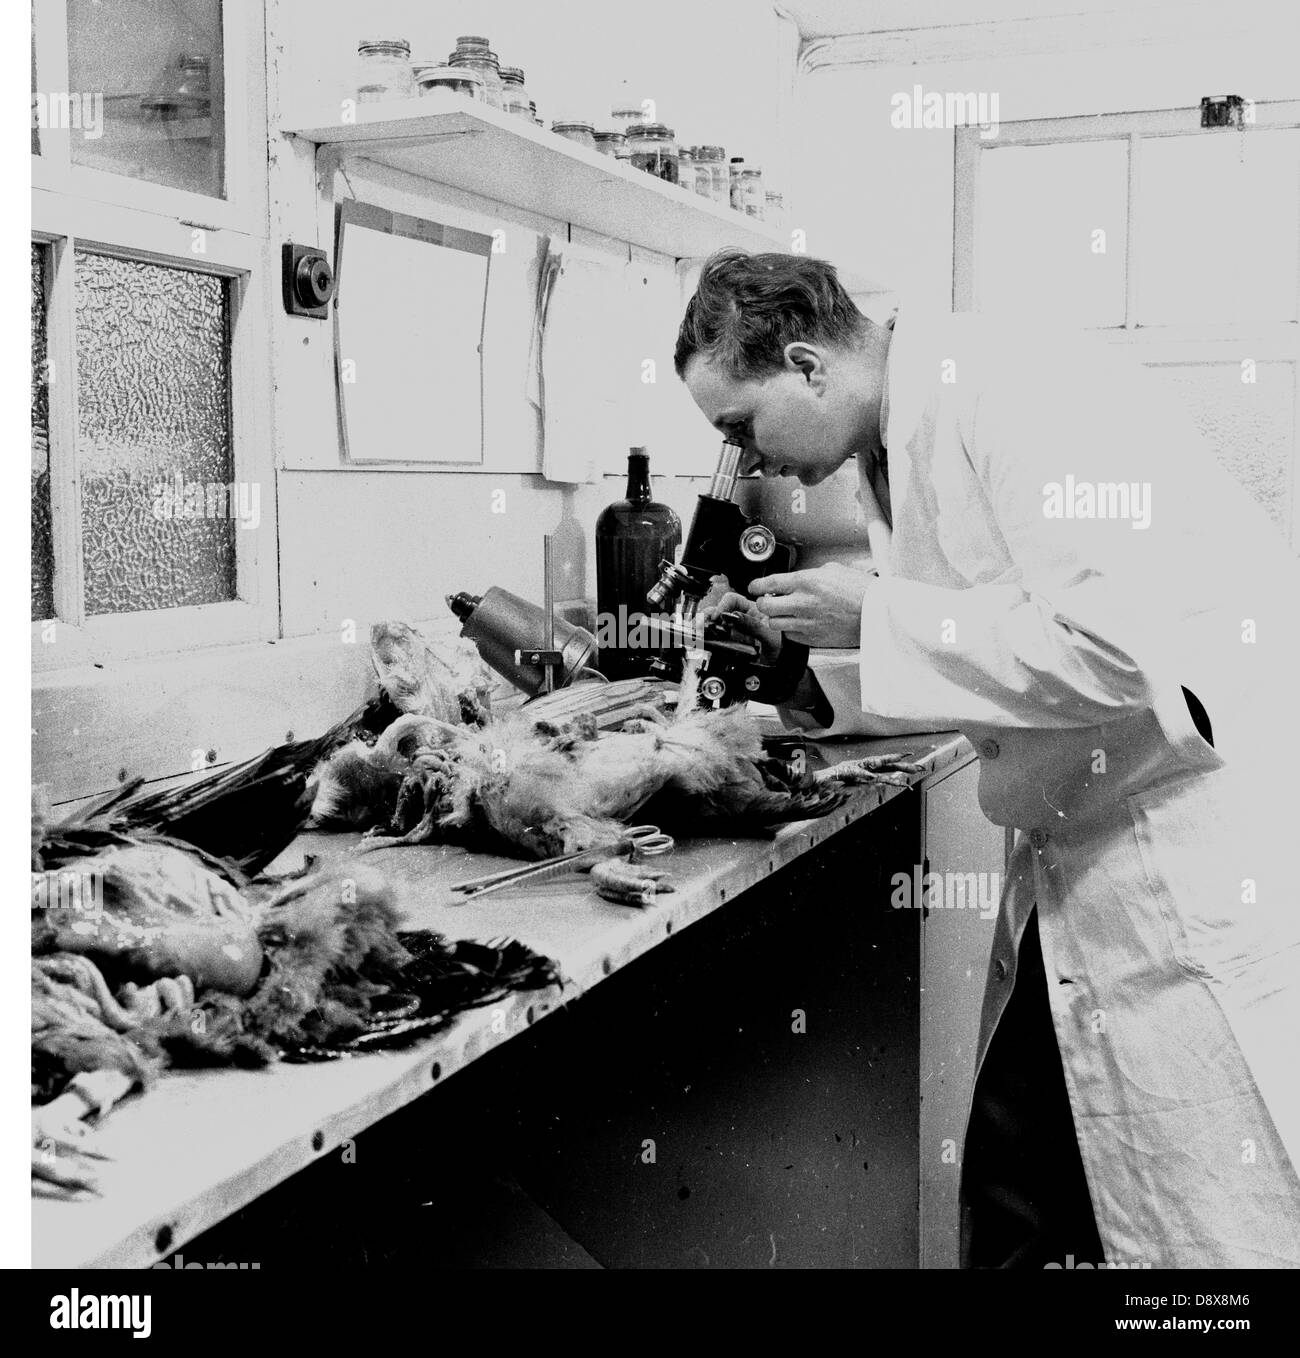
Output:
top-left (514, 535), bottom-right (564, 693)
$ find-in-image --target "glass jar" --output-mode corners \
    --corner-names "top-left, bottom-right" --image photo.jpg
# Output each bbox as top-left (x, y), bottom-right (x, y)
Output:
top-left (448, 36), bottom-right (503, 108)
top-left (173, 54), bottom-right (211, 118)
top-left (742, 165), bottom-right (765, 218)
top-left (499, 66), bottom-right (532, 121)
top-left (358, 38), bottom-right (414, 103)
top-left (611, 104), bottom-right (645, 137)
top-left (414, 64), bottom-right (485, 100)
top-left (692, 144), bottom-right (718, 200)
top-left (552, 120), bottom-right (596, 151)
top-left (593, 130), bottom-right (625, 158)
top-left (729, 157), bottom-right (746, 210)
top-left (765, 190), bottom-right (785, 231)
top-left (677, 146), bottom-right (694, 190)
top-left (629, 122), bottom-right (679, 183)
top-left (693, 146), bottom-right (727, 205)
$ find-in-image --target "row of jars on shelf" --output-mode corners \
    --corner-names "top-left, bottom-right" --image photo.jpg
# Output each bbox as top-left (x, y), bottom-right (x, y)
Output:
top-left (357, 36), bottom-right (785, 224)
top-left (358, 35), bottom-right (541, 122)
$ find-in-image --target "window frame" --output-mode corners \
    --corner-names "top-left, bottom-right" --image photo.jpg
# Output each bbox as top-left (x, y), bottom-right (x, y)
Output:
top-left (31, 0), bottom-right (276, 669)
top-left (953, 99), bottom-right (1300, 552)
top-left (31, 0), bottom-right (267, 237)
top-left (953, 99), bottom-right (1300, 339)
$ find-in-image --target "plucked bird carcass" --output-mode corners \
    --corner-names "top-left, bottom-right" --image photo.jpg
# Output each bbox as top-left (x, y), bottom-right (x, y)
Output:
top-left (318, 700), bottom-right (847, 860)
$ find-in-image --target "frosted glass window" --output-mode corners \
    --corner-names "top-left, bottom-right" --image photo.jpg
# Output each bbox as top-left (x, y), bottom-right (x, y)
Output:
top-left (976, 140), bottom-right (1128, 326)
top-left (32, 244), bottom-right (54, 621)
top-left (67, 0), bottom-right (224, 199)
top-left (1136, 130), bottom-right (1300, 325)
top-left (75, 251), bottom-right (236, 616)
top-left (1151, 360), bottom-right (1295, 534)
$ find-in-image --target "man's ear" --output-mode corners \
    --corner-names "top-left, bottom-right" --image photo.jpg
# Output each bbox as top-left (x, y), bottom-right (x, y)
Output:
top-left (783, 342), bottom-right (826, 389)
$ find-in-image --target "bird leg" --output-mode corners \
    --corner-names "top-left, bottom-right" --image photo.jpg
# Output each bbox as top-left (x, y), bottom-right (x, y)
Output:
top-left (816, 754), bottom-right (927, 789)
top-left (32, 1068), bottom-right (132, 1197)
top-left (617, 704), bottom-right (673, 734)
top-left (590, 857), bottom-right (674, 907)
top-left (533, 712), bottom-right (601, 753)
top-left (359, 757), bottom-right (456, 850)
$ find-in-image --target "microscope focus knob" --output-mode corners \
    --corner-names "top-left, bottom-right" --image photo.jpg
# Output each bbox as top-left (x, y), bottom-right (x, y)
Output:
top-left (739, 524), bottom-right (777, 563)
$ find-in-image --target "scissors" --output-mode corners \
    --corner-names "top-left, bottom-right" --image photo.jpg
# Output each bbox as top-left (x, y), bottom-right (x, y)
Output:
top-left (451, 826), bottom-right (675, 901)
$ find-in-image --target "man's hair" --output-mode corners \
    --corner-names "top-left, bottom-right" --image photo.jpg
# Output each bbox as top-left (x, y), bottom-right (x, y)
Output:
top-left (674, 248), bottom-right (867, 381)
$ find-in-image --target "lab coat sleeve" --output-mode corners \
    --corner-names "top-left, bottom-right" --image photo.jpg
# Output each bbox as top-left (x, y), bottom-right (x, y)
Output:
top-left (794, 337), bottom-right (1196, 734)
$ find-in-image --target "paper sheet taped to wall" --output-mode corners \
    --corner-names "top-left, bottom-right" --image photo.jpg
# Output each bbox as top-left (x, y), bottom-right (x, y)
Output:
top-left (538, 249), bottom-right (628, 484)
top-left (336, 210), bottom-right (489, 465)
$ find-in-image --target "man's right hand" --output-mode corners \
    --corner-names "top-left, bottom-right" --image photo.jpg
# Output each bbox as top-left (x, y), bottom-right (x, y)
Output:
top-left (696, 589), bottom-right (784, 663)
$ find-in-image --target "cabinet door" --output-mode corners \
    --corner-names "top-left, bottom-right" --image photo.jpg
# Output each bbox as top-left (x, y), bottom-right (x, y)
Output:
top-left (919, 757), bottom-right (1004, 1268)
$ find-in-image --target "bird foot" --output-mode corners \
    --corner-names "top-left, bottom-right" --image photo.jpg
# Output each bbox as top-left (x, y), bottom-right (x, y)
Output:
top-left (590, 857), bottom-right (674, 907)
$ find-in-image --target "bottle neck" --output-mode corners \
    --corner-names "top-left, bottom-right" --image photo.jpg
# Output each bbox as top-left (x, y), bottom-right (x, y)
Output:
top-left (626, 453), bottom-right (652, 504)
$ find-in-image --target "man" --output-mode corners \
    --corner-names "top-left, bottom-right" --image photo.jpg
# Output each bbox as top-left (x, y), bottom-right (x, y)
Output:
top-left (676, 248), bottom-right (1300, 1268)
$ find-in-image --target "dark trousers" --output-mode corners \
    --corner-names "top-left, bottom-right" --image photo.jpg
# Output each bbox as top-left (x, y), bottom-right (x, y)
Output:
top-left (960, 908), bottom-right (1104, 1268)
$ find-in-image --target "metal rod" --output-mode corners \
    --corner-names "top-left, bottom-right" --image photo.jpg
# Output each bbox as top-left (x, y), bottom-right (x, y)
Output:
top-left (543, 534), bottom-right (555, 694)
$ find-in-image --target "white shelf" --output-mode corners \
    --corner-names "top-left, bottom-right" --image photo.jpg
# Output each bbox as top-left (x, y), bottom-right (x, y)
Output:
top-left (283, 93), bottom-right (788, 259)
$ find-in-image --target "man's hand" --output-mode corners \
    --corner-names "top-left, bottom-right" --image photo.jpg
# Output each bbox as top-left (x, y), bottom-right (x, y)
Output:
top-left (748, 563), bottom-right (873, 648)
top-left (697, 590), bottom-right (783, 662)
top-left (697, 583), bottom-right (833, 721)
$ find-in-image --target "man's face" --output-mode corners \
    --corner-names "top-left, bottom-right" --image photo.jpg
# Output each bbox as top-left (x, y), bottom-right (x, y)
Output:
top-left (682, 346), bottom-right (859, 487)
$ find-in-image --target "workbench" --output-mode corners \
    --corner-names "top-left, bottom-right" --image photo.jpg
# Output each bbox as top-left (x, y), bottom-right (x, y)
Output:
top-left (32, 730), bottom-right (988, 1270)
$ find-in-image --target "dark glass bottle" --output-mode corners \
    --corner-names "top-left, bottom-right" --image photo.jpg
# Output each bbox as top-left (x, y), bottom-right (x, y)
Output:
top-left (595, 448), bottom-right (681, 678)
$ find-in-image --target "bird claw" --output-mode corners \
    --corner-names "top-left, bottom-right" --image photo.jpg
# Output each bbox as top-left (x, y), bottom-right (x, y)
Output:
top-left (117, 973), bottom-right (196, 1021)
top-left (32, 1098), bottom-right (113, 1196)
top-left (590, 857), bottom-right (675, 907)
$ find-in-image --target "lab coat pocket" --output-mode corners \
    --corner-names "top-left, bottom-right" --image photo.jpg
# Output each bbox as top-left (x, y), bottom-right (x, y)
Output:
top-left (1127, 771), bottom-right (1295, 983)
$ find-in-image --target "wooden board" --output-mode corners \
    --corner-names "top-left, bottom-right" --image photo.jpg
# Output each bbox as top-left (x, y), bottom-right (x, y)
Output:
top-left (31, 731), bottom-right (972, 1269)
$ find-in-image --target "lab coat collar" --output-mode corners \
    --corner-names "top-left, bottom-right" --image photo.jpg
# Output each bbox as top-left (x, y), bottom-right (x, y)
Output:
top-left (862, 301), bottom-right (927, 574)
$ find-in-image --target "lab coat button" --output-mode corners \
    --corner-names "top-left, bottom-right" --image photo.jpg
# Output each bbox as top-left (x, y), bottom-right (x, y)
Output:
top-left (1030, 829), bottom-right (1050, 849)
top-left (995, 958), bottom-right (1009, 981)
top-left (979, 738), bottom-right (1000, 759)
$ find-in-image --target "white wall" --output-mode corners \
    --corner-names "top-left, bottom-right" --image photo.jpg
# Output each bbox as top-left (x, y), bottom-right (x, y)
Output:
top-left (789, 18), bottom-right (1300, 307)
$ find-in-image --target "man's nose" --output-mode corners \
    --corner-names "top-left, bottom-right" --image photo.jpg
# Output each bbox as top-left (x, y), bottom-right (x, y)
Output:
top-left (738, 446), bottom-right (763, 476)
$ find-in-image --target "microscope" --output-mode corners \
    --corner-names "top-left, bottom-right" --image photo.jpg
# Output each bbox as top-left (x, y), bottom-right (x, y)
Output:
top-left (449, 443), bottom-right (810, 710)
top-left (642, 438), bottom-right (809, 707)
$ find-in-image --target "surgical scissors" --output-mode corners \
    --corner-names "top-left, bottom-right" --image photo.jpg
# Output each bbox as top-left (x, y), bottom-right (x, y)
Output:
top-left (451, 826), bottom-right (675, 900)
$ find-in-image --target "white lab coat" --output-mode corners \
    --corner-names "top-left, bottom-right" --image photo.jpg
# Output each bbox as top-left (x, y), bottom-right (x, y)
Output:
top-left (785, 307), bottom-right (1300, 1267)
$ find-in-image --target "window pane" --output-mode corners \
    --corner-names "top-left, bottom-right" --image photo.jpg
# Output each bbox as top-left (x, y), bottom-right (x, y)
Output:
top-left (32, 244), bottom-right (55, 621)
top-left (976, 140), bottom-right (1129, 326)
top-left (67, 0), bottom-right (224, 199)
top-left (1151, 360), bottom-right (1295, 536)
top-left (1136, 130), bottom-right (1300, 325)
top-left (75, 251), bottom-right (236, 616)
